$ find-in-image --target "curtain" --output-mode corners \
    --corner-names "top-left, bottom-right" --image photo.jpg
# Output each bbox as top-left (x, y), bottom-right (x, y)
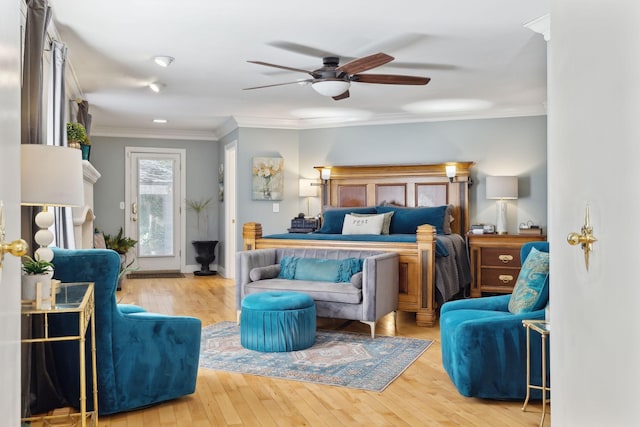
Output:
top-left (49, 40), bottom-right (76, 250)
top-left (76, 99), bottom-right (92, 136)
top-left (20, 0), bottom-right (68, 418)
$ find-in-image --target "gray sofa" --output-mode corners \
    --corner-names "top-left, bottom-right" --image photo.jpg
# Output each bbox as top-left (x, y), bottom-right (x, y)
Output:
top-left (236, 248), bottom-right (399, 338)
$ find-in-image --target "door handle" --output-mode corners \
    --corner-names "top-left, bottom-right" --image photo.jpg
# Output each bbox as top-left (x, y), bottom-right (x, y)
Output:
top-left (567, 205), bottom-right (597, 271)
top-left (131, 202), bottom-right (138, 214)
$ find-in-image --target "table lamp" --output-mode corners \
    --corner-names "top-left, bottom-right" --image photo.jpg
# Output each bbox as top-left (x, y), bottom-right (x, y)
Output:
top-left (21, 145), bottom-right (84, 262)
top-left (486, 176), bottom-right (518, 234)
top-left (299, 179), bottom-right (319, 217)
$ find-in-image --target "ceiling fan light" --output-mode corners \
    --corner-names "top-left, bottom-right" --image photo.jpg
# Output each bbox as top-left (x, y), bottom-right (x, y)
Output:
top-left (312, 80), bottom-right (351, 97)
top-left (153, 55), bottom-right (174, 67)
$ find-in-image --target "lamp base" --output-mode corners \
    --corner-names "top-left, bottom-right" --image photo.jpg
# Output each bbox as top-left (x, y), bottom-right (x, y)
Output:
top-left (495, 200), bottom-right (508, 235)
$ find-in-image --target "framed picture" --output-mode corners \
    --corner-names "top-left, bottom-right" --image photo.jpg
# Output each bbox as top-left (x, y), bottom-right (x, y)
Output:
top-left (252, 157), bottom-right (284, 200)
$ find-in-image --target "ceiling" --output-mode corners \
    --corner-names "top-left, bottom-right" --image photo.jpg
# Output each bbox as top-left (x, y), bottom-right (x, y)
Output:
top-left (47, 1), bottom-right (550, 141)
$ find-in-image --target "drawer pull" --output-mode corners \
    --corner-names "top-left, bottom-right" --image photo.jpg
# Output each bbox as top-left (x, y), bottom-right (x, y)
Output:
top-left (499, 275), bottom-right (514, 283)
top-left (498, 255), bottom-right (513, 263)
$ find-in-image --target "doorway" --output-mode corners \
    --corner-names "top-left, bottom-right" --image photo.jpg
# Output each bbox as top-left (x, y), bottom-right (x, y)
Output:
top-left (224, 141), bottom-right (237, 279)
top-left (125, 147), bottom-right (186, 272)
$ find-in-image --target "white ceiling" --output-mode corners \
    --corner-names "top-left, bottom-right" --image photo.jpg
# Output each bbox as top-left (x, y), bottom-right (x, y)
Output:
top-left (47, 1), bottom-right (550, 140)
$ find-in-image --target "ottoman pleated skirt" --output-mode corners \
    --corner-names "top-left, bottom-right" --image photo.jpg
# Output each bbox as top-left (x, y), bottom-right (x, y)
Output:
top-left (240, 291), bottom-right (316, 352)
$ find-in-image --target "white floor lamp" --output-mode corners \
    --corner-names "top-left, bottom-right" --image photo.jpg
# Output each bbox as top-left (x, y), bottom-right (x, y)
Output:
top-left (486, 176), bottom-right (518, 234)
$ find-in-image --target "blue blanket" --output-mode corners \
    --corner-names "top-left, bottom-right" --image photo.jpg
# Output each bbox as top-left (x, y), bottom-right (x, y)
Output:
top-left (263, 233), bottom-right (450, 257)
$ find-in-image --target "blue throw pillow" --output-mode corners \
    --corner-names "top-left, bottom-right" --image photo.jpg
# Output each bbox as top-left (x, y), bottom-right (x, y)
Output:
top-left (277, 256), bottom-right (364, 283)
top-left (508, 247), bottom-right (550, 314)
top-left (318, 207), bottom-right (377, 234)
top-left (376, 205), bottom-right (448, 234)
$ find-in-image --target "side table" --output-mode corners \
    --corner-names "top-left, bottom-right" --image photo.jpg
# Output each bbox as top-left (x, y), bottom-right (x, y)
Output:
top-left (21, 282), bottom-right (98, 427)
top-left (522, 319), bottom-right (550, 427)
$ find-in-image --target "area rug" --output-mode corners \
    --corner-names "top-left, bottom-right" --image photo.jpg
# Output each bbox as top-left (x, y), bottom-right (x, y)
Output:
top-left (199, 321), bottom-right (432, 392)
top-left (127, 272), bottom-right (185, 279)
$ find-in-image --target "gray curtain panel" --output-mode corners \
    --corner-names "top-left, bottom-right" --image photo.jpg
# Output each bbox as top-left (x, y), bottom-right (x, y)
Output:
top-left (20, 0), bottom-right (68, 419)
top-left (76, 99), bottom-right (92, 136)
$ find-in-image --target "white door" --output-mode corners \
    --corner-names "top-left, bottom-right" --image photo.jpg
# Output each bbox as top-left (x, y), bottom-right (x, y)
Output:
top-left (224, 141), bottom-right (237, 279)
top-left (549, 1), bottom-right (640, 425)
top-left (1, 0), bottom-right (22, 420)
top-left (125, 148), bottom-right (185, 272)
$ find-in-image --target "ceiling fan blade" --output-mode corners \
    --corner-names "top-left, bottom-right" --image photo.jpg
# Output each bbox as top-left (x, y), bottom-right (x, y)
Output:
top-left (337, 52), bottom-right (394, 75)
top-left (332, 90), bottom-right (350, 101)
top-left (268, 41), bottom-right (342, 60)
top-left (247, 60), bottom-right (315, 76)
top-left (353, 74), bottom-right (431, 85)
top-left (243, 80), bottom-right (311, 90)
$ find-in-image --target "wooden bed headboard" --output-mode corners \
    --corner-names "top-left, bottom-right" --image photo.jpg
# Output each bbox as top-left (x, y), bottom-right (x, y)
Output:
top-left (314, 162), bottom-right (474, 235)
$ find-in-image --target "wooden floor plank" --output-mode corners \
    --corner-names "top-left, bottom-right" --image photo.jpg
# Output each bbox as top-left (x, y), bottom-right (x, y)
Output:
top-left (94, 275), bottom-right (546, 426)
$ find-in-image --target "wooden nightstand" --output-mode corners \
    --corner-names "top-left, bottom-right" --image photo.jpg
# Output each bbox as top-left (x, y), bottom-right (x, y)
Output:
top-left (467, 233), bottom-right (547, 297)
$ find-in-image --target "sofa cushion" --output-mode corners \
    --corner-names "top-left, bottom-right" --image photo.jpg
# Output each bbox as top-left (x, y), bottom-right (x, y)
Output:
top-left (278, 256), bottom-right (364, 283)
top-left (249, 264), bottom-right (281, 281)
top-left (245, 279), bottom-right (362, 304)
top-left (318, 207), bottom-right (377, 234)
top-left (350, 272), bottom-right (363, 289)
top-left (508, 247), bottom-right (550, 314)
top-left (342, 213), bottom-right (385, 235)
top-left (376, 205), bottom-right (449, 234)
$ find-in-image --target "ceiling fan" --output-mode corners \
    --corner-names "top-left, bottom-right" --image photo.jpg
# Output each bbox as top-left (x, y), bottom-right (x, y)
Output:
top-left (244, 52), bottom-right (430, 100)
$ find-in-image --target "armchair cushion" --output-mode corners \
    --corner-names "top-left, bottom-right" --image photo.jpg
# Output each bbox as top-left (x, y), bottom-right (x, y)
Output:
top-left (249, 264), bottom-right (281, 281)
top-left (508, 247), bottom-right (550, 314)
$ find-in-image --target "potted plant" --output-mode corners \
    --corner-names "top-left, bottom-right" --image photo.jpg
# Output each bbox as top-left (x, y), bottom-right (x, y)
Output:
top-left (21, 255), bottom-right (54, 301)
top-left (186, 197), bottom-right (218, 276)
top-left (102, 227), bottom-right (138, 288)
top-left (66, 122), bottom-right (87, 150)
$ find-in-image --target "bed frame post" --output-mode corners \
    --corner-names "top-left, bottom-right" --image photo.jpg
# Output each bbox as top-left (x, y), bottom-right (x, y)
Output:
top-left (416, 224), bottom-right (437, 327)
top-left (242, 222), bottom-right (262, 251)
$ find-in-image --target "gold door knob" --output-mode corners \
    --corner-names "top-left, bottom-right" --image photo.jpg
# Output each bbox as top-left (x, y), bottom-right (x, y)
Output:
top-left (567, 205), bottom-right (597, 271)
top-left (0, 238), bottom-right (29, 268)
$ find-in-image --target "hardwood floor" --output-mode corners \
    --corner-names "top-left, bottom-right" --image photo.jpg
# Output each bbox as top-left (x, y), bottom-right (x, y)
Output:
top-left (96, 275), bottom-right (547, 427)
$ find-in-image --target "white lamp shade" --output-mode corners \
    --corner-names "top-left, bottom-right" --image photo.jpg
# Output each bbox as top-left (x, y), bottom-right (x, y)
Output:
top-left (21, 145), bottom-right (85, 207)
top-left (446, 165), bottom-right (457, 179)
top-left (299, 179), bottom-right (319, 197)
top-left (486, 176), bottom-right (518, 200)
top-left (312, 80), bottom-right (350, 97)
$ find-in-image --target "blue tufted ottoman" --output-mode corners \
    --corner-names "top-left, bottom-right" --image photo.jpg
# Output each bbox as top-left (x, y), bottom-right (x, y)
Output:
top-left (240, 291), bottom-right (316, 352)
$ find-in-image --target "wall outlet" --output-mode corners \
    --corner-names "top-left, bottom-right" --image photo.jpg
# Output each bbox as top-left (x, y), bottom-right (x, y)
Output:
top-left (272, 203), bottom-right (279, 213)
top-left (119, 201), bottom-right (125, 210)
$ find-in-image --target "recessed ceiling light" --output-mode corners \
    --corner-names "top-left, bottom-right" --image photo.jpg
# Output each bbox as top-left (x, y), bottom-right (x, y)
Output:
top-left (153, 119), bottom-right (167, 123)
top-left (148, 82), bottom-right (165, 93)
top-left (153, 56), bottom-right (174, 67)
top-left (403, 99), bottom-right (493, 114)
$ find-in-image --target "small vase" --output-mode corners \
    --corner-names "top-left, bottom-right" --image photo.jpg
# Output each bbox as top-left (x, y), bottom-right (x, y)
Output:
top-left (80, 144), bottom-right (91, 161)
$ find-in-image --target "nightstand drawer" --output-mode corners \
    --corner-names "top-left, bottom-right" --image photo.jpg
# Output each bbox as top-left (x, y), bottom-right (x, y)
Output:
top-left (480, 268), bottom-right (519, 288)
top-left (481, 247), bottom-right (521, 267)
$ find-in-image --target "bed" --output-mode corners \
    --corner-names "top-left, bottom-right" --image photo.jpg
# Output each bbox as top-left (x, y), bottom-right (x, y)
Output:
top-left (242, 162), bottom-right (474, 327)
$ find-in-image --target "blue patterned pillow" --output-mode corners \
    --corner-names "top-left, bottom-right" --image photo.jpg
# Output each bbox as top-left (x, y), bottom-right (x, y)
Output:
top-left (277, 256), bottom-right (363, 283)
top-left (508, 247), bottom-right (550, 314)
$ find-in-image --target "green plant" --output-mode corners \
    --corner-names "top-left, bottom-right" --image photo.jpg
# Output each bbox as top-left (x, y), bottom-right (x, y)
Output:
top-left (102, 227), bottom-right (137, 254)
top-left (186, 197), bottom-right (212, 238)
top-left (66, 122), bottom-right (89, 145)
top-left (22, 255), bottom-right (54, 275)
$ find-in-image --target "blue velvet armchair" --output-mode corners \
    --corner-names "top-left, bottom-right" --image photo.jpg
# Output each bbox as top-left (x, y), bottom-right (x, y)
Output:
top-left (440, 241), bottom-right (549, 400)
top-left (49, 248), bottom-right (202, 415)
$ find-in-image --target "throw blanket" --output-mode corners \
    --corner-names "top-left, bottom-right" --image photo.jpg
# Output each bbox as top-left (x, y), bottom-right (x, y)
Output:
top-left (435, 234), bottom-right (471, 302)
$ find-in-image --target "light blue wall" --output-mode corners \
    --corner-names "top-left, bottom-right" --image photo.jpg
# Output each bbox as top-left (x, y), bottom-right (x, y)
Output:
top-left (90, 136), bottom-right (219, 264)
top-left (297, 115), bottom-right (548, 233)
